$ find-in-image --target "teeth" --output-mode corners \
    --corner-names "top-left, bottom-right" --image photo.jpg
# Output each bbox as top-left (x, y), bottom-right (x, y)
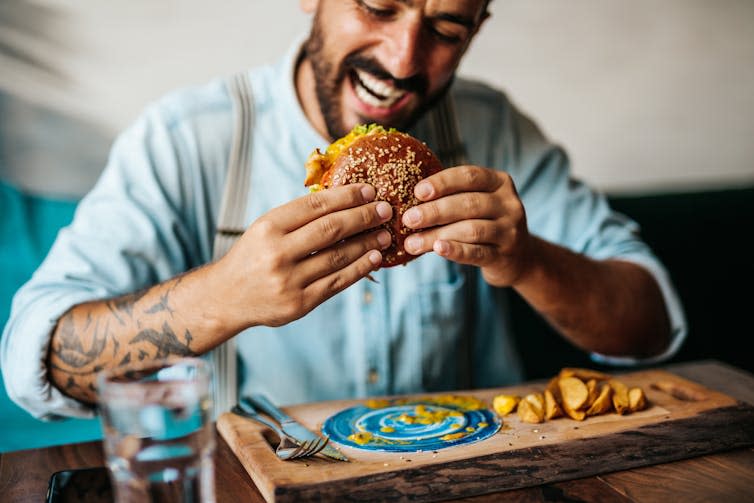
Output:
top-left (354, 69), bottom-right (406, 108)
top-left (355, 81), bottom-right (399, 108)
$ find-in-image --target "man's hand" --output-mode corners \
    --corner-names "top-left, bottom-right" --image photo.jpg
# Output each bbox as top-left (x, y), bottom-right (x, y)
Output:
top-left (48, 183), bottom-right (392, 403)
top-left (400, 166), bottom-right (530, 287)
top-left (213, 183), bottom-right (392, 330)
top-left (400, 165), bottom-right (671, 359)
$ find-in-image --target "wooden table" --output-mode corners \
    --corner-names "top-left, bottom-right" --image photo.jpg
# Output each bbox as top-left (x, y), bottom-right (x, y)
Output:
top-left (2, 360), bottom-right (753, 502)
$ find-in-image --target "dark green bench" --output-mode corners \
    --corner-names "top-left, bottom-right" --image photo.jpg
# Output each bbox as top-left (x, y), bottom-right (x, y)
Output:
top-left (0, 181), bottom-right (102, 453)
top-left (511, 185), bottom-right (754, 379)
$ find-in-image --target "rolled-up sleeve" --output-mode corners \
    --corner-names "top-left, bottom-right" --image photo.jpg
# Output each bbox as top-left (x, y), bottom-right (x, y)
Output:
top-left (1, 98), bottom-right (212, 419)
top-left (506, 106), bottom-right (688, 365)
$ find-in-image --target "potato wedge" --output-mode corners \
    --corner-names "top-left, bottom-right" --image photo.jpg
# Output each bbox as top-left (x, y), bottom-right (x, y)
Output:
top-left (562, 401), bottom-right (586, 421)
top-left (628, 387), bottom-right (647, 412)
top-left (559, 376), bottom-right (589, 411)
top-left (544, 389), bottom-right (564, 420)
top-left (609, 379), bottom-right (630, 415)
top-left (525, 392), bottom-right (545, 410)
top-left (517, 395), bottom-right (544, 423)
top-left (492, 394), bottom-right (520, 416)
top-left (584, 379), bottom-right (599, 410)
top-left (559, 367), bottom-right (611, 382)
top-left (545, 375), bottom-right (560, 395)
top-left (586, 383), bottom-right (613, 416)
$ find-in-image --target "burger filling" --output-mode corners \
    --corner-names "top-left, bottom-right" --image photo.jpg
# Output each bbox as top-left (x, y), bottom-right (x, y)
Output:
top-left (305, 123), bottom-right (396, 191)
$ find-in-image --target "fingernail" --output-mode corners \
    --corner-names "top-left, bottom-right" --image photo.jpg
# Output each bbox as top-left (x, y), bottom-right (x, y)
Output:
top-left (377, 230), bottom-right (391, 248)
top-left (368, 250), bottom-right (382, 265)
top-left (403, 208), bottom-right (420, 226)
top-left (361, 185), bottom-right (376, 201)
top-left (404, 235), bottom-right (422, 254)
top-left (376, 202), bottom-right (392, 220)
top-left (415, 182), bottom-right (432, 199)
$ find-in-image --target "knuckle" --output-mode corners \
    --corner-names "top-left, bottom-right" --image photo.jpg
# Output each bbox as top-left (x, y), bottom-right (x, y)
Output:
top-left (462, 193), bottom-right (482, 214)
top-left (506, 200), bottom-right (525, 224)
top-left (327, 247), bottom-right (350, 270)
top-left (264, 249), bottom-right (287, 273)
top-left (317, 216), bottom-right (342, 240)
top-left (254, 218), bottom-right (277, 238)
top-left (361, 205), bottom-right (378, 227)
top-left (470, 223), bottom-right (486, 242)
top-left (426, 201), bottom-right (441, 220)
top-left (498, 170), bottom-right (512, 185)
top-left (266, 272), bottom-right (289, 298)
top-left (461, 165), bottom-right (480, 185)
top-left (307, 191), bottom-right (328, 213)
top-left (473, 245), bottom-right (488, 261)
top-left (324, 273), bottom-right (347, 295)
top-left (279, 295), bottom-right (304, 322)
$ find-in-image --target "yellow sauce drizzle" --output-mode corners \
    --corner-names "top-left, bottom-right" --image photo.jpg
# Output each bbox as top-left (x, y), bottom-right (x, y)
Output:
top-left (347, 394), bottom-right (494, 446)
top-left (347, 431), bottom-right (374, 445)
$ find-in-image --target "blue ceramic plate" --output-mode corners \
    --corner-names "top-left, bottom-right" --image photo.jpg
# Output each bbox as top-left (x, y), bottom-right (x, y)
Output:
top-left (321, 395), bottom-right (501, 453)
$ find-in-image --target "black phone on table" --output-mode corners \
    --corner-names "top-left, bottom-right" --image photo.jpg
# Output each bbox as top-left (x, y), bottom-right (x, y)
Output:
top-left (46, 466), bottom-right (113, 503)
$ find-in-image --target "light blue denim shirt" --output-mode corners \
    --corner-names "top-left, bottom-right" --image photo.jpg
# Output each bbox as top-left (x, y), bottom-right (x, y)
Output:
top-left (2, 39), bottom-right (686, 419)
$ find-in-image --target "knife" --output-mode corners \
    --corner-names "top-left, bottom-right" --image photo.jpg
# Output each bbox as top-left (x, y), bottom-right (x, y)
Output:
top-left (245, 393), bottom-right (349, 462)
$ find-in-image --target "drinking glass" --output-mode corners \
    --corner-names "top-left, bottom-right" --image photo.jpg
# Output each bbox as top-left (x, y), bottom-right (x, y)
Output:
top-left (97, 357), bottom-right (215, 503)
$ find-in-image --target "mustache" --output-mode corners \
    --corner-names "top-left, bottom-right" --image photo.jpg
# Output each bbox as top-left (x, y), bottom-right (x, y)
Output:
top-left (344, 54), bottom-right (428, 95)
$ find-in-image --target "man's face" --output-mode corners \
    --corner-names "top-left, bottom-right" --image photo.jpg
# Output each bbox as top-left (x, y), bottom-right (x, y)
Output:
top-left (302, 0), bottom-right (488, 140)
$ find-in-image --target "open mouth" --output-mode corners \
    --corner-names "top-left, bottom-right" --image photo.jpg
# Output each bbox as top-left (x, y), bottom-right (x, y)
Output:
top-left (350, 68), bottom-right (408, 109)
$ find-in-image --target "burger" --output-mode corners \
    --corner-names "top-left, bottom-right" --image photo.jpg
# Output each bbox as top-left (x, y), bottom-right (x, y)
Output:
top-left (304, 124), bottom-right (444, 267)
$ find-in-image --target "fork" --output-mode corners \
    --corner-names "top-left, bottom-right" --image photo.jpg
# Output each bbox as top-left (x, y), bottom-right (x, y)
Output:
top-left (230, 404), bottom-right (329, 461)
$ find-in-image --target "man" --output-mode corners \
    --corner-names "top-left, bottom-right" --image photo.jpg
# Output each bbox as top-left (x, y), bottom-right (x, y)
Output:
top-left (2, 0), bottom-right (685, 419)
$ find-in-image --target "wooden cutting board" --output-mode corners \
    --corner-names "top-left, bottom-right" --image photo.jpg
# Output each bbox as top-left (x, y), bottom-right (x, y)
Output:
top-left (217, 368), bottom-right (754, 502)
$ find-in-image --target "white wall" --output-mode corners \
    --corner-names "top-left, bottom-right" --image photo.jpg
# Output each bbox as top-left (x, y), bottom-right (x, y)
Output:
top-left (1, 0), bottom-right (753, 194)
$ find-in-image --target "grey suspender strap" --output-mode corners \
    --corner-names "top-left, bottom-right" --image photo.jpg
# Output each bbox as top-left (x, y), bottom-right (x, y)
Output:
top-left (429, 91), bottom-right (473, 388)
top-left (430, 92), bottom-right (468, 166)
top-left (209, 83), bottom-right (461, 417)
top-left (210, 71), bottom-right (255, 419)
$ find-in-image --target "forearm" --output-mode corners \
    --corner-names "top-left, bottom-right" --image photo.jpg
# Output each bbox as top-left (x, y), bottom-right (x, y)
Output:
top-left (47, 263), bottom-right (234, 404)
top-left (513, 236), bottom-right (671, 358)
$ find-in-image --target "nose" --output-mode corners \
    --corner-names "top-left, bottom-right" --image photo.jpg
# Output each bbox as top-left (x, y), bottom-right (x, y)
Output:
top-left (378, 15), bottom-right (423, 80)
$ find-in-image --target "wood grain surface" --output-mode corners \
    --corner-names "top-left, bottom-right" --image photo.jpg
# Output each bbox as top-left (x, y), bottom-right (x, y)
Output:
top-left (217, 367), bottom-right (754, 502)
top-left (2, 360), bottom-right (753, 503)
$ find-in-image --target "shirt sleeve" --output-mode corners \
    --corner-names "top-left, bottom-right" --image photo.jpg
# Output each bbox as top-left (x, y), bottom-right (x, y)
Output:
top-left (1, 101), bottom-right (210, 419)
top-left (503, 103), bottom-right (688, 365)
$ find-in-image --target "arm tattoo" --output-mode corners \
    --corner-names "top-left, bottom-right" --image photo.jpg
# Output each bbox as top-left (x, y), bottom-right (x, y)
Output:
top-left (129, 322), bottom-right (195, 359)
top-left (144, 292), bottom-right (175, 316)
top-left (118, 352), bottom-right (132, 366)
top-left (49, 274), bottom-right (199, 403)
top-left (110, 288), bottom-right (149, 320)
top-left (53, 312), bottom-right (109, 368)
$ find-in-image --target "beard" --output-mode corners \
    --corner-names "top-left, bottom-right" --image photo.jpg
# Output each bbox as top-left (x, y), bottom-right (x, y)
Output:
top-left (303, 10), bottom-right (452, 140)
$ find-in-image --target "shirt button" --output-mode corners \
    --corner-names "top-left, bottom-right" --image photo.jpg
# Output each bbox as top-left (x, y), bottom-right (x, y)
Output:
top-left (367, 368), bottom-right (379, 384)
top-left (363, 291), bottom-right (373, 305)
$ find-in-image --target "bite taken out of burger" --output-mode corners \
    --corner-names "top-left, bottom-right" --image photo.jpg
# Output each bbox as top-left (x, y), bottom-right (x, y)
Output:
top-left (304, 124), bottom-right (444, 267)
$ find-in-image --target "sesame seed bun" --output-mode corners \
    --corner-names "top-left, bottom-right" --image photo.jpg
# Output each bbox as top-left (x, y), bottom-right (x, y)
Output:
top-left (305, 124), bottom-right (444, 267)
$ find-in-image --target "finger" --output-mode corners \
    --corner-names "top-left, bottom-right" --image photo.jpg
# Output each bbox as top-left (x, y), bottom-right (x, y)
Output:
top-left (271, 184), bottom-right (377, 232)
top-left (297, 229), bottom-right (392, 285)
top-left (432, 239), bottom-right (496, 266)
top-left (414, 166), bottom-right (503, 201)
top-left (302, 250), bottom-right (383, 310)
top-left (402, 192), bottom-right (500, 229)
top-left (286, 200), bottom-right (393, 257)
top-left (403, 220), bottom-right (498, 255)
